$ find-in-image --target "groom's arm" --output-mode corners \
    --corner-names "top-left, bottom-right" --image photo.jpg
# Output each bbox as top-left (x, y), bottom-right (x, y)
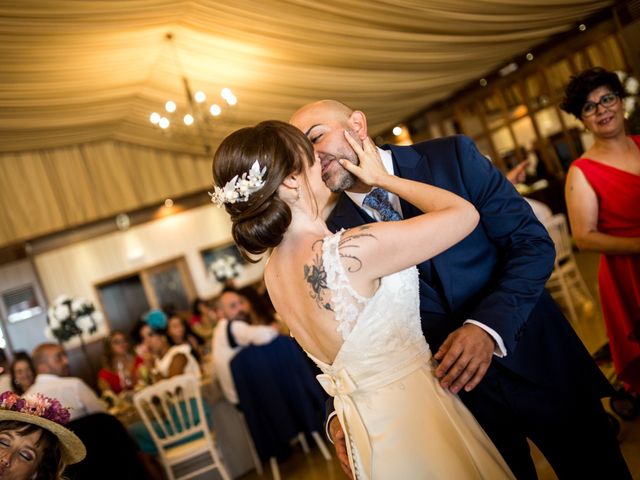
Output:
top-left (422, 135), bottom-right (554, 392)
top-left (451, 135), bottom-right (555, 351)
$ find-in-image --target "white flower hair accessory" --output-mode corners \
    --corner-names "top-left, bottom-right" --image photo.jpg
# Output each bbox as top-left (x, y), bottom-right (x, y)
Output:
top-left (210, 160), bottom-right (267, 207)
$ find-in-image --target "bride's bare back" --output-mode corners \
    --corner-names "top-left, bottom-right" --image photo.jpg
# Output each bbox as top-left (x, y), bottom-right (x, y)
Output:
top-left (265, 228), bottom-right (376, 364)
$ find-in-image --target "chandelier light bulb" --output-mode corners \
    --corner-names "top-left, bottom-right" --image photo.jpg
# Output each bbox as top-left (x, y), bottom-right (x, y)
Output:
top-left (183, 114), bottom-right (194, 125)
top-left (159, 117), bottom-right (170, 129)
top-left (226, 94), bottom-right (238, 106)
top-left (150, 112), bottom-right (161, 124)
top-left (194, 91), bottom-right (206, 103)
top-left (221, 88), bottom-right (232, 100)
top-left (165, 100), bottom-right (177, 113)
top-left (392, 126), bottom-right (403, 136)
top-left (210, 104), bottom-right (222, 116)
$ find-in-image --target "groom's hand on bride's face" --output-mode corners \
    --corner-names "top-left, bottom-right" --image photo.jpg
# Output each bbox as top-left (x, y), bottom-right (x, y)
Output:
top-left (329, 417), bottom-right (354, 479)
top-left (433, 324), bottom-right (495, 394)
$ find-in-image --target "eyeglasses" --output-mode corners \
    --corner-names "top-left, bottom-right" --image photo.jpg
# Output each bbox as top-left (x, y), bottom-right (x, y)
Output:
top-left (581, 93), bottom-right (619, 117)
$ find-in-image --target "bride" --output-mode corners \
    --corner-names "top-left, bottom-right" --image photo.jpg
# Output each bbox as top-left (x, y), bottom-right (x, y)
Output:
top-left (211, 120), bottom-right (514, 479)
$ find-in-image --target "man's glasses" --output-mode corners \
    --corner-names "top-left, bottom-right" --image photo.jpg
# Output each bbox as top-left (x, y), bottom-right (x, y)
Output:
top-left (581, 93), bottom-right (619, 117)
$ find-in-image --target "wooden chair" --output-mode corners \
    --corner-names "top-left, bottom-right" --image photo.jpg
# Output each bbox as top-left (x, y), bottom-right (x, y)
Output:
top-left (543, 213), bottom-right (594, 325)
top-left (133, 374), bottom-right (230, 480)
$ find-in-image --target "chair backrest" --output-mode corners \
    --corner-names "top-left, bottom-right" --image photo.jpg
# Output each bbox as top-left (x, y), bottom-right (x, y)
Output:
top-left (133, 373), bottom-right (210, 451)
top-left (543, 213), bottom-right (573, 264)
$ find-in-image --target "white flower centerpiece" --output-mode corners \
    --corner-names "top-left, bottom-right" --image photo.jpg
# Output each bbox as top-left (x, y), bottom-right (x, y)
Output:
top-left (209, 255), bottom-right (243, 284)
top-left (46, 295), bottom-right (103, 343)
top-left (616, 71), bottom-right (640, 134)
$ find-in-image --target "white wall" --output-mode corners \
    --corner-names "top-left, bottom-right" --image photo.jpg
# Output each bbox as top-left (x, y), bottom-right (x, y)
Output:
top-left (0, 260), bottom-right (49, 353)
top-left (33, 204), bottom-right (267, 341)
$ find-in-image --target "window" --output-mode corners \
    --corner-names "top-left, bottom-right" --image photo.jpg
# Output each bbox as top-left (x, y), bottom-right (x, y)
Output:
top-left (2, 285), bottom-right (42, 324)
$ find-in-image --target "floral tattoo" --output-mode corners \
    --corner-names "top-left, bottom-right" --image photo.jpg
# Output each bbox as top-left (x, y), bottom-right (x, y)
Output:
top-left (303, 227), bottom-right (375, 311)
top-left (304, 239), bottom-right (332, 311)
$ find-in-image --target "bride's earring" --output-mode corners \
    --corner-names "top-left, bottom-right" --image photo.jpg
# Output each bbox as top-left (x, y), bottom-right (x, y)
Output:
top-left (296, 185), bottom-right (302, 201)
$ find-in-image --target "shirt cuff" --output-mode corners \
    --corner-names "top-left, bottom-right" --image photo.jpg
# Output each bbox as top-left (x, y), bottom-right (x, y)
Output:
top-left (325, 411), bottom-right (338, 444)
top-left (464, 320), bottom-right (507, 358)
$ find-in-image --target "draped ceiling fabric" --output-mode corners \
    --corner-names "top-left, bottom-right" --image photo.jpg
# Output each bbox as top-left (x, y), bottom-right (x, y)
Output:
top-left (0, 0), bottom-right (612, 248)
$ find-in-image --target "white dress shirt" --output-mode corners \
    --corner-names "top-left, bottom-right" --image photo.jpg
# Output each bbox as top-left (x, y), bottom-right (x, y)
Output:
top-left (27, 374), bottom-right (106, 420)
top-left (211, 319), bottom-right (278, 404)
top-left (345, 147), bottom-right (506, 358)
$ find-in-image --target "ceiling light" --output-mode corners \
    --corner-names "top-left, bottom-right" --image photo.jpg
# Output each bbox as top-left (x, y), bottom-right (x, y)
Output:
top-left (149, 32), bottom-right (239, 155)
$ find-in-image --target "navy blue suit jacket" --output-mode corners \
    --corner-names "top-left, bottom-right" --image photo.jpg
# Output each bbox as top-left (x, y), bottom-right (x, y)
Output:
top-left (326, 135), bottom-right (611, 398)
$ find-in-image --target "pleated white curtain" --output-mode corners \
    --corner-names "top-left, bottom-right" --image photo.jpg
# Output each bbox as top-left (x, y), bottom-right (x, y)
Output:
top-left (0, 141), bottom-right (211, 247)
top-left (0, 0), bottom-right (612, 246)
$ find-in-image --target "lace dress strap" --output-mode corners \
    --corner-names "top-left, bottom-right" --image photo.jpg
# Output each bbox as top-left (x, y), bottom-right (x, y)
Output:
top-left (322, 230), bottom-right (368, 340)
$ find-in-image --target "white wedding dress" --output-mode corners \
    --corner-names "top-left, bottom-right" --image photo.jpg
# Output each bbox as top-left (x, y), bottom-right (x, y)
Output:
top-left (307, 231), bottom-right (515, 479)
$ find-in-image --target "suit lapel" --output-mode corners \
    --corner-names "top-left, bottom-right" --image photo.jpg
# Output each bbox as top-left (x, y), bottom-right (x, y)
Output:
top-left (326, 193), bottom-right (374, 233)
top-left (386, 144), bottom-right (454, 310)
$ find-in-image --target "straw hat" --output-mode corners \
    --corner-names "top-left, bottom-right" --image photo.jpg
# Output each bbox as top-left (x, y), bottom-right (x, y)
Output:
top-left (0, 391), bottom-right (86, 465)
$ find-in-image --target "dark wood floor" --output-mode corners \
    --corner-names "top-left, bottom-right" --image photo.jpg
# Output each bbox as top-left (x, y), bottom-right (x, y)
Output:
top-left (242, 251), bottom-right (639, 480)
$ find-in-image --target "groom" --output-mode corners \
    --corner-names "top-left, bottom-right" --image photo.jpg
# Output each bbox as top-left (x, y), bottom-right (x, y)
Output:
top-left (290, 100), bottom-right (630, 480)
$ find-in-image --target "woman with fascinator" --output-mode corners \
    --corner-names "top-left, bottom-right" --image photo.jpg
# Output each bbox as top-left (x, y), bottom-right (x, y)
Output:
top-left (0, 391), bottom-right (85, 479)
top-left (211, 121), bottom-right (514, 479)
top-left (135, 310), bottom-right (201, 382)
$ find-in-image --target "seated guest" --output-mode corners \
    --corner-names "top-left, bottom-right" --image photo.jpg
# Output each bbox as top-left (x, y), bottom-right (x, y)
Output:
top-left (138, 310), bottom-right (201, 381)
top-left (0, 390), bottom-right (86, 480)
top-left (166, 311), bottom-right (205, 364)
top-left (25, 346), bottom-right (154, 480)
top-left (506, 160), bottom-right (553, 223)
top-left (189, 298), bottom-right (217, 342)
top-left (27, 343), bottom-right (106, 421)
top-left (237, 285), bottom-right (278, 327)
top-left (212, 287), bottom-right (278, 404)
top-left (97, 330), bottom-right (142, 397)
top-left (9, 351), bottom-right (36, 395)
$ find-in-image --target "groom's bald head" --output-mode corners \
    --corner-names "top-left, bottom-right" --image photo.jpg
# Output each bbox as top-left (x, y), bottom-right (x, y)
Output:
top-left (290, 100), bottom-right (369, 193)
top-left (290, 100), bottom-right (354, 132)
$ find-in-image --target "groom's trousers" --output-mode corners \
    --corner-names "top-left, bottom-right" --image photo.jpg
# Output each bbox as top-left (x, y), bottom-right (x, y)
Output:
top-left (460, 363), bottom-right (631, 480)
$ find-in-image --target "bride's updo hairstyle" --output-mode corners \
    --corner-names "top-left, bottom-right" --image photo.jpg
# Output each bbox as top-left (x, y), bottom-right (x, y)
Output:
top-left (212, 120), bottom-right (315, 260)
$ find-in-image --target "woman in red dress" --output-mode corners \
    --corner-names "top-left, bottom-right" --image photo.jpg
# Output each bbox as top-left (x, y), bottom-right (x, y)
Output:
top-left (97, 330), bottom-right (142, 395)
top-left (562, 67), bottom-right (640, 394)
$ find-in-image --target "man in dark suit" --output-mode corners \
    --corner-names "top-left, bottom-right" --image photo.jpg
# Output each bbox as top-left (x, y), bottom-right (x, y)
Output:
top-left (290, 100), bottom-right (630, 479)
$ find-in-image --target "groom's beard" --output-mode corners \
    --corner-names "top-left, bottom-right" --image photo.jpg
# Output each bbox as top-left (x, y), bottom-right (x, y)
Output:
top-left (320, 147), bottom-right (359, 193)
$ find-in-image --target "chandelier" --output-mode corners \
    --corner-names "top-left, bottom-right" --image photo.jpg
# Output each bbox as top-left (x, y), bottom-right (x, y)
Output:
top-left (149, 33), bottom-right (238, 155)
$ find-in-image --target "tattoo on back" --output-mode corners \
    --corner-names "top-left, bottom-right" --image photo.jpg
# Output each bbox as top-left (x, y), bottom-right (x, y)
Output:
top-left (303, 227), bottom-right (376, 311)
top-left (338, 227), bottom-right (374, 273)
top-left (304, 239), bottom-right (333, 311)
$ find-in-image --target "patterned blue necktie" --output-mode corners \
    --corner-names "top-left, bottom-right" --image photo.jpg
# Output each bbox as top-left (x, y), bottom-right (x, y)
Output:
top-left (362, 188), bottom-right (401, 221)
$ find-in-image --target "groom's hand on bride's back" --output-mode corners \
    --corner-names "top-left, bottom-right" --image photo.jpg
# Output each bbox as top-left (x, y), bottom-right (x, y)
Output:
top-left (329, 417), bottom-right (354, 479)
top-left (433, 324), bottom-right (495, 394)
